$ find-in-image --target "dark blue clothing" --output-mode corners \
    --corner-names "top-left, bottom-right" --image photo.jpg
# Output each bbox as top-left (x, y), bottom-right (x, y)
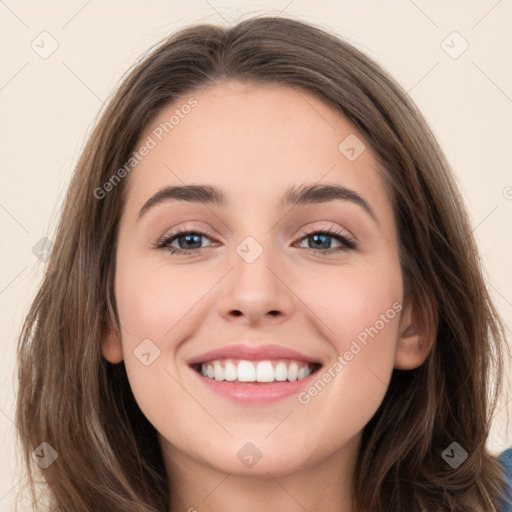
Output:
top-left (499, 448), bottom-right (512, 512)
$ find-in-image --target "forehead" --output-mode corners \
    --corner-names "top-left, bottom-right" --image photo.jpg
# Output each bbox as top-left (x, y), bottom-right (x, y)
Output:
top-left (123, 80), bottom-right (388, 217)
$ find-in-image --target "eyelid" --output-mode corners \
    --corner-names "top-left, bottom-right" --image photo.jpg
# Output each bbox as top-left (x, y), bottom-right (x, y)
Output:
top-left (155, 221), bottom-right (357, 255)
top-left (158, 221), bottom-right (353, 240)
top-left (155, 222), bottom-right (219, 247)
top-left (295, 224), bottom-right (356, 251)
top-left (297, 223), bottom-right (356, 243)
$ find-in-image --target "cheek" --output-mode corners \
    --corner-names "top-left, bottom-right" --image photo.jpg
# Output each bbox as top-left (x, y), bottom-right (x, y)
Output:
top-left (114, 259), bottom-right (214, 341)
top-left (293, 267), bottom-right (402, 419)
top-left (299, 262), bottom-right (402, 347)
top-left (113, 260), bottom-right (209, 421)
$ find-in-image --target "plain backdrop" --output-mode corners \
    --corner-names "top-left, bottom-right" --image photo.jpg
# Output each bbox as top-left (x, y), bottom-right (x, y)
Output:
top-left (1, 1), bottom-right (511, 509)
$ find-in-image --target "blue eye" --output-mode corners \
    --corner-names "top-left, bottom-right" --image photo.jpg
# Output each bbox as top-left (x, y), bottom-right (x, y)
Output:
top-left (157, 229), bottom-right (215, 255)
top-left (156, 225), bottom-right (356, 256)
top-left (296, 227), bottom-right (356, 253)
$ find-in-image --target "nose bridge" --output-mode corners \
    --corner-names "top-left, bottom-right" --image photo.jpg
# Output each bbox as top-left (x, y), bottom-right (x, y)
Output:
top-left (217, 231), bottom-right (295, 323)
top-left (233, 232), bottom-right (281, 295)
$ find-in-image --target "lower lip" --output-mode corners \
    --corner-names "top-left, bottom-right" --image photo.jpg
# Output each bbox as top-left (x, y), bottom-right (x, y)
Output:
top-left (191, 366), bottom-right (320, 404)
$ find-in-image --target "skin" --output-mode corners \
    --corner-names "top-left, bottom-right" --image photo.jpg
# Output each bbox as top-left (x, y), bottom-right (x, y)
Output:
top-left (102, 80), bottom-right (434, 512)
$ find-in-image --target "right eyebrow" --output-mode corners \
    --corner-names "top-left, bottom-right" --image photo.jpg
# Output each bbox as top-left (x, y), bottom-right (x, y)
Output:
top-left (137, 184), bottom-right (228, 219)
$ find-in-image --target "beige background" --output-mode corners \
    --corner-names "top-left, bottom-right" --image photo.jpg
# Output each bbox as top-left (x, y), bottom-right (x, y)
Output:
top-left (1, 1), bottom-right (511, 508)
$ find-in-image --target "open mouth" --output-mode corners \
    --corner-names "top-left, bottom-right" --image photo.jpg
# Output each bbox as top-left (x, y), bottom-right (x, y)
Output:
top-left (191, 359), bottom-right (322, 384)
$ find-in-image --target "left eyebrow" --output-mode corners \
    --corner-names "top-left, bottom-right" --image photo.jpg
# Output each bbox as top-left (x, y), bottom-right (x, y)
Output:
top-left (280, 183), bottom-right (377, 224)
top-left (137, 183), bottom-right (378, 224)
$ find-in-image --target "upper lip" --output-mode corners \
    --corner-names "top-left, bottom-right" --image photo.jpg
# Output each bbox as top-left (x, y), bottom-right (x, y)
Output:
top-left (188, 343), bottom-right (323, 366)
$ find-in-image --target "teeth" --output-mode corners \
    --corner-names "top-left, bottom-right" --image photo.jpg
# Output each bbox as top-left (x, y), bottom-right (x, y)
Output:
top-left (214, 361), bottom-right (224, 381)
top-left (199, 359), bottom-right (314, 383)
top-left (275, 362), bottom-right (288, 381)
top-left (288, 362), bottom-right (298, 381)
top-left (237, 360), bottom-right (256, 382)
top-left (224, 361), bottom-right (237, 381)
top-left (256, 361), bottom-right (274, 382)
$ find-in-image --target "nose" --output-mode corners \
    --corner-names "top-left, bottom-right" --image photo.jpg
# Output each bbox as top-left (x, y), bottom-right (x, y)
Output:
top-left (217, 240), bottom-right (295, 327)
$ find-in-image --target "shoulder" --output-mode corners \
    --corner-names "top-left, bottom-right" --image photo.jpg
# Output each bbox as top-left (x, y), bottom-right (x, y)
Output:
top-left (498, 448), bottom-right (512, 512)
top-left (500, 448), bottom-right (512, 469)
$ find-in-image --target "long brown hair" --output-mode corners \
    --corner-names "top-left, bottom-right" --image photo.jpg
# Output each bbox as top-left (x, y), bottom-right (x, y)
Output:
top-left (16, 14), bottom-right (511, 512)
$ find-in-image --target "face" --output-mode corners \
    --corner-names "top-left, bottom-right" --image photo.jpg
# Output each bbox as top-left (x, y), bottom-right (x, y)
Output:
top-left (102, 80), bottom-right (425, 479)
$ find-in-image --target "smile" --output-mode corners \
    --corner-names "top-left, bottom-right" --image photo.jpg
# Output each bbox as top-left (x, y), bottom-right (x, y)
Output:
top-left (188, 342), bottom-right (324, 403)
top-left (194, 359), bottom-right (321, 383)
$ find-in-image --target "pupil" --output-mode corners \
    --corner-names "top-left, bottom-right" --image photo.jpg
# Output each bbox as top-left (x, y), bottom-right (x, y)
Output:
top-left (311, 234), bottom-right (329, 249)
top-left (180, 234), bottom-right (201, 249)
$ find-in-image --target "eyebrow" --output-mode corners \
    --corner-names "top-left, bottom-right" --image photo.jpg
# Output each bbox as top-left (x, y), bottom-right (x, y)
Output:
top-left (137, 183), bottom-right (378, 223)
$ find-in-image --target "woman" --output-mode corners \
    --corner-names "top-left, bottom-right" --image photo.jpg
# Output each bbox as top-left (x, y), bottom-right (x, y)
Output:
top-left (16, 15), bottom-right (512, 512)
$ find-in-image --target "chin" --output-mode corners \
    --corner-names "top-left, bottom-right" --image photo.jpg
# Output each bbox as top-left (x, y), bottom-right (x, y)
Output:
top-left (189, 434), bottom-right (321, 477)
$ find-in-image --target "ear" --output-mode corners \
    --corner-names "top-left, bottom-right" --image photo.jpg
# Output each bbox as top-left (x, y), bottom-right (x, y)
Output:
top-left (394, 296), bottom-right (436, 370)
top-left (100, 320), bottom-right (124, 364)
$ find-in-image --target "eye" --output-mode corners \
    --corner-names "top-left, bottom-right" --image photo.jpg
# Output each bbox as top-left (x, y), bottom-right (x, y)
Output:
top-left (156, 227), bottom-right (218, 255)
top-left (155, 224), bottom-right (356, 256)
top-left (295, 225), bottom-right (356, 254)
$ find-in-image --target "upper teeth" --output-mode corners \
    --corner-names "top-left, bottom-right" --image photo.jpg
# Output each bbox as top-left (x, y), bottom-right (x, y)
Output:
top-left (199, 359), bottom-right (314, 383)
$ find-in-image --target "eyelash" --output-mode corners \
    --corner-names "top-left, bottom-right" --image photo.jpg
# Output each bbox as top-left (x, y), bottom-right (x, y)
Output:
top-left (155, 224), bottom-right (357, 256)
